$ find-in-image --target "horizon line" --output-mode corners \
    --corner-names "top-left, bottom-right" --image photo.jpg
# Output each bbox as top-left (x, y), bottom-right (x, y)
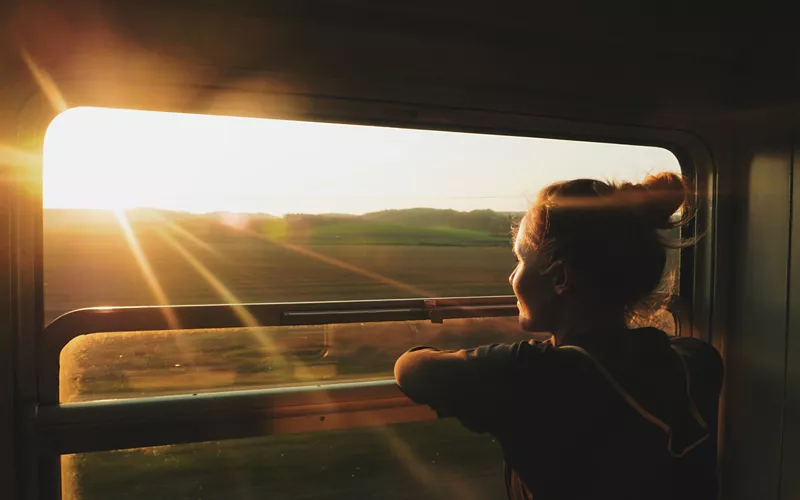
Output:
top-left (43, 206), bottom-right (529, 217)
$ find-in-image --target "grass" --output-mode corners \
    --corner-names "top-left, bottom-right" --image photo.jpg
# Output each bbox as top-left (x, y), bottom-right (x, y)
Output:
top-left (304, 222), bottom-right (509, 246)
top-left (65, 420), bottom-right (508, 500)
top-left (44, 222), bottom-right (516, 320)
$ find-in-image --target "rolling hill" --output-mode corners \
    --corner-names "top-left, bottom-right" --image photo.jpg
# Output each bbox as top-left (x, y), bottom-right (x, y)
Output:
top-left (44, 207), bottom-right (523, 247)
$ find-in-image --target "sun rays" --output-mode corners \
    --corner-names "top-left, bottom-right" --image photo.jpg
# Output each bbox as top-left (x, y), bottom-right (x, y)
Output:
top-left (0, 51), bottom-right (64, 176)
top-left (160, 217), bottom-right (221, 257)
top-left (243, 227), bottom-right (434, 298)
top-left (151, 225), bottom-right (291, 370)
top-left (113, 209), bottom-right (180, 329)
top-left (109, 209), bottom-right (450, 494)
top-left (21, 48), bottom-right (68, 114)
top-left (0, 145), bottom-right (40, 169)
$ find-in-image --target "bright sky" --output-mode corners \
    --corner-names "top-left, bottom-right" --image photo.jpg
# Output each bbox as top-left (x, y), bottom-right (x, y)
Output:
top-left (43, 106), bottom-right (680, 215)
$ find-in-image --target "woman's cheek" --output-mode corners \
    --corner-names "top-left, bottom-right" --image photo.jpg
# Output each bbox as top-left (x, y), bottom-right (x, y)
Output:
top-left (513, 267), bottom-right (533, 316)
top-left (511, 266), bottom-right (525, 302)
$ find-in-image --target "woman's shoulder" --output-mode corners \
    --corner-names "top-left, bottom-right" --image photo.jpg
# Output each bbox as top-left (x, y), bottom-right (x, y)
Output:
top-left (669, 335), bottom-right (721, 355)
top-left (669, 336), bottom-right (724, 389)
top-left (669, 336), bottom-right (723, 370)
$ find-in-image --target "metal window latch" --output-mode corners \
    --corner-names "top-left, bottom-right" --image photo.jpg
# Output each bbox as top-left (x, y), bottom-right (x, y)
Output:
top-left (424, 299), bottom-right (443, 324)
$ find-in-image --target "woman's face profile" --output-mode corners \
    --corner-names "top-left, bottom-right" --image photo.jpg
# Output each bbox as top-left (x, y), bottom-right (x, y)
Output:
top-left (510, 217), bottom-right (558, 333)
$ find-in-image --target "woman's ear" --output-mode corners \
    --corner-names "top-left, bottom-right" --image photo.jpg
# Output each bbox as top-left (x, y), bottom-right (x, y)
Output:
top-left (542, 259), bottom-right (570, 296)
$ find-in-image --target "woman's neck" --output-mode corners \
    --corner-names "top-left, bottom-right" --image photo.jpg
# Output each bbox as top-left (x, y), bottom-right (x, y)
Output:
top-left (552, 302), bottom-right (627, 346)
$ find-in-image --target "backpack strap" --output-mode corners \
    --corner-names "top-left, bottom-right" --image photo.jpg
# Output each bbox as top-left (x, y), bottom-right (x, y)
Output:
top-left (560, 344), bottom-right (709, 458)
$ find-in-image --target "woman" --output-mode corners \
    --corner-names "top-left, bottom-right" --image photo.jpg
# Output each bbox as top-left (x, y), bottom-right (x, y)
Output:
top-left (394, 173), bottom-right (723, 500)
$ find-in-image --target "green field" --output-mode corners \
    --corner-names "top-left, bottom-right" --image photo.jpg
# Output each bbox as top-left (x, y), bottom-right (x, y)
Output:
top-left (44, 208), bottom-right (517, 320)
top-left (65, 420), bottom-right (507, 500)
top-left (299, 222), bottom-right (507, 246)
top-left (47, 207), bottom-right (676, 500)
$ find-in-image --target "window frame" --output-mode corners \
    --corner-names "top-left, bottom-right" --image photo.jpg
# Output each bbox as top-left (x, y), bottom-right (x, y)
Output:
top-left (8, 86), bottom-right (715, 500)
top-left (39, 295), bottom-right (520, 405)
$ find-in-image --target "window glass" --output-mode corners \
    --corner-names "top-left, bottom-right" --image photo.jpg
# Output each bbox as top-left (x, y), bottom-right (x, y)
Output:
top-left (60, 316), bottom-right (533, 402)
top-left (63, 420), bottom-right (507, 500)
top-left (43, 107), bottom-right (682, 324)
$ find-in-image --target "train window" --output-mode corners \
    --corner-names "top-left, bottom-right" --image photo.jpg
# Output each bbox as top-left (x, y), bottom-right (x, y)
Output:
top-left (42, 106), bottom-right (684, 500)
top-left (43, 106), bottom-right (682, 322)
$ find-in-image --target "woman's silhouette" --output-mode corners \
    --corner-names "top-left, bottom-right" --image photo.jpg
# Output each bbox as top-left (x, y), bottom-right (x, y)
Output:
top-left (394, 172), bottom-right (722, 500)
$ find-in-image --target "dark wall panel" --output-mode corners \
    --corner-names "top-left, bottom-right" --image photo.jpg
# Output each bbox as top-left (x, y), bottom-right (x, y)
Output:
top-left (781, 119), bottom-right (800, 500)
top-left (720, 115), bottom-right (793, 500)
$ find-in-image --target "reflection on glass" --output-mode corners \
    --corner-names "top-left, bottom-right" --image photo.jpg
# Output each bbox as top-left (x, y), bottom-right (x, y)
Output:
top-left (62, 420), bottom-right (507, 500)
top-left (60, 317), bottom-right (528, 402)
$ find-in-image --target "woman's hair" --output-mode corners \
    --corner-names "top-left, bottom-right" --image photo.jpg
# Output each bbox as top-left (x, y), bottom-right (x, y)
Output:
top-left (517, 171), bottom-right (696, 324)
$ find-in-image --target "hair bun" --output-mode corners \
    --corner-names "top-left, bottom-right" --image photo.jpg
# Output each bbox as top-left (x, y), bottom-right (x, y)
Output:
top-left (637, 172), bottom-right (687, 229)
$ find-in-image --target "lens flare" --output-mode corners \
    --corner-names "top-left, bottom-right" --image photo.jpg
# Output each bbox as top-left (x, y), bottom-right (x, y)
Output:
top-left (154, 225), bottom-right (446, 494)
top-left (21, 48), bottom-right (67, 113)
top-left (0, 145), bottom-right (39, 168)
top-left (153, 226), bottom-right (291, 372)
top-left (241, 226), bottom-right (433, 298)
top-left (113, 209), bottom-right (179, 329)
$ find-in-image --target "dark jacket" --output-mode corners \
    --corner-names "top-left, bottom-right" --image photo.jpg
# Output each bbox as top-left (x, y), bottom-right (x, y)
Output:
top-left (394, 328), bottom-right (723, 500)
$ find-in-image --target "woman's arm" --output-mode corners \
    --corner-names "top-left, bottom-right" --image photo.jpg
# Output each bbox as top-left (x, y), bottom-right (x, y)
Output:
top-left (394, 346), bottom-right (480, 407)
top-left (394, 341), bottom-right (545, 432)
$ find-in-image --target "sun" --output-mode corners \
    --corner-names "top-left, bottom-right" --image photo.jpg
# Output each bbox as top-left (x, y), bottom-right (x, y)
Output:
top-left (43, 107), bottom-right (138, 211)
top-left (41, 106), bottom-right (315, 213)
